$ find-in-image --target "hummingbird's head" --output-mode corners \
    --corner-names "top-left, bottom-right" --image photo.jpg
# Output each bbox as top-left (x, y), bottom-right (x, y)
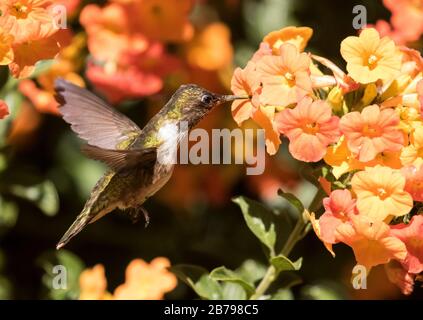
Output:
top-left (171, 84), bottom-right (245, 128)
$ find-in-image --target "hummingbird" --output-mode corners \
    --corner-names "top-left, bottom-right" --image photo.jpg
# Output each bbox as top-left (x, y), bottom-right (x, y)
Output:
top-left (54, 79), bottom-right (243, 249)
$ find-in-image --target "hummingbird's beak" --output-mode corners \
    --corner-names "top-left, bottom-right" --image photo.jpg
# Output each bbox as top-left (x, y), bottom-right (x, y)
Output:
top-left (220, 95), bottom-right (249, 102)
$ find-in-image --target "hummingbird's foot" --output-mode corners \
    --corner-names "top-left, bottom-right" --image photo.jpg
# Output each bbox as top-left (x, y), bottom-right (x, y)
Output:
top-left (128, 206), bottom-right (150, 227)
top-left (141, 207), bottom-right (150, 228)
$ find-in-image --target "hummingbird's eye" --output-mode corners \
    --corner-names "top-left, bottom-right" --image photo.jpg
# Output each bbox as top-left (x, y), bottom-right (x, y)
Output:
top-left (201, 94), bottom-right (213, 105)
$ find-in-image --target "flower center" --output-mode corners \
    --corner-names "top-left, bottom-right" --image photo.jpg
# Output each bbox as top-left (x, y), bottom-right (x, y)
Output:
top-left (366, 54), bottom-right (379, 70)
top-left (302, 122), bottom-right (319, 135)
top-left (362, 124), bottom-right (381, 138)
top-left (11, 2), bottom-right (30, 19)
top-left (376, 187), bottom-right (389, 200)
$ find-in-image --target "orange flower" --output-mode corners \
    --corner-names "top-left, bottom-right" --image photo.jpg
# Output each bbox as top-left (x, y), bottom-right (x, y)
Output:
top-left (251, 105), bottom-right (281, 155)
top-left (79, 264), bottom-right (111, 300)
top-left (390, 215), bottom-right (423, 274)
top-left (401, 165), bottom-right (423, 201)
top-left (0, 27), bottom-right (14, 65)
top-left (305, 210), bottom-right (335, 257)
top-left (340, 105), bottom-right (404, 162)
top-left (230, 61), bottom-right (260, 125)
top-left (132, 0), bottom-right (194, 42)
top-left (351, 165), bottom-right (413, 221)
top-left (114, 258), bottom-right (177, 300)
top-left (383, 0), bottom-right (423, 43)
top-left (257, 43), bottom-right (312, 107)
top-left (401, 125), bottom-right (423, 167)
top-left (340, 28), bottom-right (401, 84)
top-left (384, 260), bottom-right (415, 295)
top-left (275, 97), bottom-right (340, 162)
top-left (9, 25), bottom-right (70, 78)
top-left (186, 22), bottom-right (233, 71)
top-left (0, 0), bottom-right (56, 42)
top-left (319, 189), bottom-right (358, 244)
top-left (418, 79), bottom-right (423, 114)
top-left (0, 100), bottom-right (10, 119)
top-left (263, 26), bottom-right (313, 53)
top-left (335, 214), bottom-right (407, 271)
top-left (324, 138), bottom-right (365, 179)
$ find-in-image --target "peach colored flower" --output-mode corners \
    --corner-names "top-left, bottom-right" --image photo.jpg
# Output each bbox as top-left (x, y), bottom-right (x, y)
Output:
top-left (114, 258), bottom-right (177, 300)
top-left (0, 0), bottom-right (56, 42)
top-left (257, 43), bottom-right (312, 107)
top-left (251, 106), bottom-right (281, 155)
top-left (263, 26), bottom-right (313, 53)
top-left (230, 61), bottom-right (260, 125)
top-left (186, 23), bottom-right (233, 71)
top-left (0, 27), bottom-right (14, 65)
top-left (275, 97), bottom-right (340, 162)
top-left (319, 189), bottom-right (358, 244)
top-left (384, 260), bottom-right (415, 295)
top-left (383, 0), bottom-right (423, 43)
top-left (390, 215), bottom-right (423, 274)
top-left (340, 28), bottom-right (401, 84)
top-left (351, 165), bottom-right (413, 221)
top-left (79, 264), bottom-right (111, 300)
top-left (305, 210), bottom-right (335, 257)
top-left (335, 214), bottom-right (407, 271)
top-left (339, 104), bottom-right (404, 162)
top-left (324, 138), bottom-right (366, 179)
top-left (401, 165), bottom-right (423, 201)
top-left (0, 100), bottom-right (10, 119)
top-left (9, 25), bottom-right (71, 78)
top-left (401, 125), bottom-right (423, 167)
top-left (418, 79), bottom-right (423, 114)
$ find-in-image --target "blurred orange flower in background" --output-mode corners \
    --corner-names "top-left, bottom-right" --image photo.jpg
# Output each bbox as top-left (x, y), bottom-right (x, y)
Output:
top-left (78, 258), bottom-right (177, 300)
top-left (79, 264), bottom-right (111, 300)
top-left (114, 257), bottom-right (177, 300)
top-left (186, 23), bottom-right (233, 72)
top-left (0, 27), bottom-right (14, 65)
top-left (0, 100), bottom-right (10, 119)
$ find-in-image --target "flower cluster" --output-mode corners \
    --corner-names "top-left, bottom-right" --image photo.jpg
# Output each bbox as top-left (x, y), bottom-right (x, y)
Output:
top-left (78, 257), bottom-right (177, 300)
top-left (0, 0), bottom-right (79, 117)
top-left (231, 26), bottom-right (423, 295)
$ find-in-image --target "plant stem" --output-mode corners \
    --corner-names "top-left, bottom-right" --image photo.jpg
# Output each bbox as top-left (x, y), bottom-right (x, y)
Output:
top-left (249, 189), bottom-right (325, 300)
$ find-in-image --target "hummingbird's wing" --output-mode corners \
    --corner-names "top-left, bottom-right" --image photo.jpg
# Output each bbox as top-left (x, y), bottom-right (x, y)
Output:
top-left (54, 79), bottom-right (142, 150)
top-left (81, 144), bottom-right (157, 171)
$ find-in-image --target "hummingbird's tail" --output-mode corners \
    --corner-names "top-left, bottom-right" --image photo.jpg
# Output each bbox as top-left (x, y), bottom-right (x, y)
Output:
top-left (56, 205), bottom-right (110, 250)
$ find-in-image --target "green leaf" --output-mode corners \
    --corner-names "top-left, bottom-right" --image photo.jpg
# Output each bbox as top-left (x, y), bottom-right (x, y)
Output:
top-left (30, 60), bottom-right (55, 78)
top-left (210, 266), bottom-right (254, 296)
top-left (37, 250), bottom-right (85, 300)
top-left (236, 259), bottom-right (267, 284)
top-left (221, 283), bottom-right (247, 300)
top-left (270, 255), bottom-right (302, 274)
top-left (0, 196), bottom-right (18, 229)
top-left (271, 288), bottom-right (294, 300)
top-left (232, 196), bottom-right (277, 255)
top-left (9, 180), bottom-right (59, 216)
top-left (277, 189), bottom-right (304, 214)
top-left (301, 283), bottom-right (347, 300)
top-left (170, 264), bottom-right (222, 300)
